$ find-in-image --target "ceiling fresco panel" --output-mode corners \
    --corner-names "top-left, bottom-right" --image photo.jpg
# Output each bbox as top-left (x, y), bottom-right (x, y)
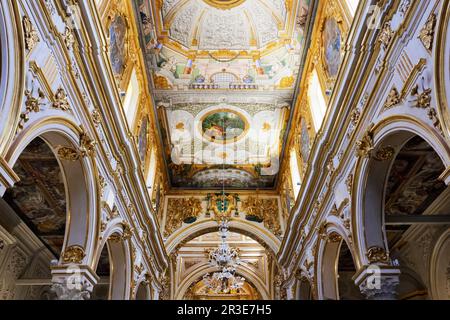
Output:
top-left (134, 0), bottom-right (316, 189)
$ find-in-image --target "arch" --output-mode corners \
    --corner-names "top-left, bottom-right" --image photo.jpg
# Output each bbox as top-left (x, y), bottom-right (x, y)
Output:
top-left (316, 225), bottom-right (357, 300)
top-left (434, 0), bottom-right (450, 140)
top-left (352, 115), bottom-right (450, 267)
top-left (93, 219), bottom-right (133, 300)
top-left (174, 263), bottom-right (270, 300)
top-left (429, 227), bottom-right (450, 299)
top-left (294, 276), bottom-right (314, 300)
top-left (0, 0), bottom-right (25, 155)
top-left (135, 281), bottom-right (151, 300)
top-left (165, 219), bottom-right (281, 256)
top-left (4, 116), bottom-right (100, 267)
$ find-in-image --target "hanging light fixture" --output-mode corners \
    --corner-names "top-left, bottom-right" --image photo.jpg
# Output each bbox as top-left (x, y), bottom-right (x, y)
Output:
top-left (203, 117), bottom-right (246, 294)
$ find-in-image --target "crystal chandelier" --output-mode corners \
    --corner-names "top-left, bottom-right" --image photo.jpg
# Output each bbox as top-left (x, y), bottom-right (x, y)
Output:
top-left (202, 119), bottom-right (246, 294)
top-left (203, 220), bottom-right (246, 294)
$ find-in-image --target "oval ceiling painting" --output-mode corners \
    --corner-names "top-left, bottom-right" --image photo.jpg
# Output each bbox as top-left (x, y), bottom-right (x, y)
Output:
top-left (201, 110), bottom-right (247, 143)
top-left (323, 18), bottom-right (341, 78)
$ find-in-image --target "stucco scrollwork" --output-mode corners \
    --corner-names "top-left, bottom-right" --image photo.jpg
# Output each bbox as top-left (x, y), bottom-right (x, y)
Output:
top-left (62, 245), bottom-right (86, 264)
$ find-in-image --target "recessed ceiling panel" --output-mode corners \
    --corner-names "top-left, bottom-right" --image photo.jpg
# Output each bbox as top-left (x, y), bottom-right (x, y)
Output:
top-left (134, 0), bottom-right (315, 189)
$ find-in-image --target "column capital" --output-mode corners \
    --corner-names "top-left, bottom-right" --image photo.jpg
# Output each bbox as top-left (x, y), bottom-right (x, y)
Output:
top-left (354, 265), bottom-right (401, 300)
top-left (51, 264), bottom-right (99, 300)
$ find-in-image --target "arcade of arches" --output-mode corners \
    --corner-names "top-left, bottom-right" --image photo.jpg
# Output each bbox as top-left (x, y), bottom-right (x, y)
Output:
top-left (0, 0), bottom-right (449, 300)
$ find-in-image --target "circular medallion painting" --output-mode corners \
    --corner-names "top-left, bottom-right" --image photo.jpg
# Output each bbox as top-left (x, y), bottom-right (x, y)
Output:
top-left (201, 110), bottom-right (247, 143)
top-left (323, 18), bottom-right (342, 78)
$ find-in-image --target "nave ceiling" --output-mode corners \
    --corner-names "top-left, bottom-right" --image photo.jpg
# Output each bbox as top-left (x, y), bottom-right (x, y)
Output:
top-left (134, 0), bottom-right (315, 189)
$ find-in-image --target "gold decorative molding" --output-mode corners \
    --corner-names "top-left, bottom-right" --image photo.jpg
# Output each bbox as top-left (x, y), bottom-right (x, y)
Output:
top-left (350, 108), bottom-right (361, 126)
top-left (91, 109), bottom-right (102, 126)
top-left (241, 196), bottom-right (281, 236)
top-left (19, 88), bottom-right (46, 131)
top-left (383, 87), bottom-right (400, 110)
top-left (328, 232), bottom-right (342, 243)
top-left (25, 88), bottom-right (45, 113)
top-left (418, 13), bottom-right (436, 51)
top-left (202, 0), bottom-right (246, 10)
top-left (62, 245), bottom-right (86, 264)
top-left (345, 173), bottom-right (353, 195)
top-left (57, 146), bottom-right (81, 161)
top-left (411, 85), bottom-right (431, 109)
top-left (164, 197), bottom-right (202, 237)
top-left (52, 87), bottom-right (71, 111)
top-left (378, 21), bottom-right (394, 49)
top-left (109, 221), bottom-right (134, 242)
top-left (23, 16), bottom-right (40, 51)
top-left (373, 146), bottom-right (395, 161)
top-left (63, 27), bottom-right (76, 49)
top-left (355, 129), bottom-right (374, 158)
top-left (98, 175), bottom-right (107, 197)
top-left (79, 130), bottom-right (96, 157)
top-left (366, 246), bottom-right (389, 263)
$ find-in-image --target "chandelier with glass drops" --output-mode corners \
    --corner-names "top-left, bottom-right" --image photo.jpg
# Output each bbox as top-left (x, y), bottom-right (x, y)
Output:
top-left (202, 118), bottom-right (246, 294)
top-left (203, 220), bottom-right (246, 294)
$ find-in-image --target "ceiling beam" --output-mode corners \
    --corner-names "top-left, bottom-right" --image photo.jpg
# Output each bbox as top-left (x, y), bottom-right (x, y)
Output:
top-left (385, 215), bottom-right (450, 225)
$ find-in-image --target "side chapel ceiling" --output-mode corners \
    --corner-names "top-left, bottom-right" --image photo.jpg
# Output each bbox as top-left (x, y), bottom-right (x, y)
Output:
top-left (4, 138), bottom-right (66, 257)
top-left (134, 0), bottom-right (314, 189)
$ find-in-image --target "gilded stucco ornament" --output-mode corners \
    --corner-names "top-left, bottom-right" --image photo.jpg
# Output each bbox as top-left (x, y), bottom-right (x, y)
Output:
top-left (355, 129), bottom-right (374, 158)
top-left (98, 175), bottom-right (107, 197)
top-left (91, 109), bottom-right (102, 126)
top-left (57, 146), bottom-right (81, 161)
top-left (62, 245), bottom-right (86, 264)
top-left (79, 130), bottom-right (96, 157)
top-left (366, 246), bottom-right (389, 264)
top-left (63, 27), bottom-right (76, 49)
top-left (373, 146), bottom-right (395, 161)
top-left (411, 85), bottom-right (432, 109)
top-left (408, 84), bottom-right (443, 134)
top-left (202, 0), bottom-right (246, 10)
top-left (18, 88), bottom-right (46, 130)
top-left (25, 88), bottom-right (45, 113)
top-left (53, 87), bottom-right (71, 111)
top-left (345, 173), bottom-right (353, 195)
top-left (418, 13), bottom-right (436, 51)
top-left (350, 108), bottom-right (361, 126)
top-left (109, 221), bottom-right (134, 242)
top-left (328, 233), bottom-right (342, 243)
top-left (378, 21), bottom-right (394, 49)
top-left (164, 197), bottom-right (203, 237)
top-left (242, 196), bottom-right (281, 236)
top-left (383, 87), bottom-right (400, 110)
top-left (23, 16), bottom-right (40, 51)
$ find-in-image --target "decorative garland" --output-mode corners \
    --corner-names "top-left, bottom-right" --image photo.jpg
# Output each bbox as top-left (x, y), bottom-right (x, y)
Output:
top-left (207, 51), bottom-right (241, 63)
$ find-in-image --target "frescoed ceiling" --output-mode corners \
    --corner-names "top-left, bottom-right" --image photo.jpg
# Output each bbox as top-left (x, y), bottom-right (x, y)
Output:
top-left (385, 136), bottom-right (446, 216)
top-left (385, 136), bottom-right (447, 249)
top-left (134, 0), bottom-right (315, 189)
top-left (4, 138), bottom-right (66, 257)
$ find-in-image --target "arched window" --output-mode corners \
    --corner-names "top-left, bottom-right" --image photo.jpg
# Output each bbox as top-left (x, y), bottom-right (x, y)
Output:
top-left (308, 69), bottom-right (327, 131)
top-left (289, 149), bottom-right (301, 200)
top-left (123, 68), bottom-right (140, 129)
